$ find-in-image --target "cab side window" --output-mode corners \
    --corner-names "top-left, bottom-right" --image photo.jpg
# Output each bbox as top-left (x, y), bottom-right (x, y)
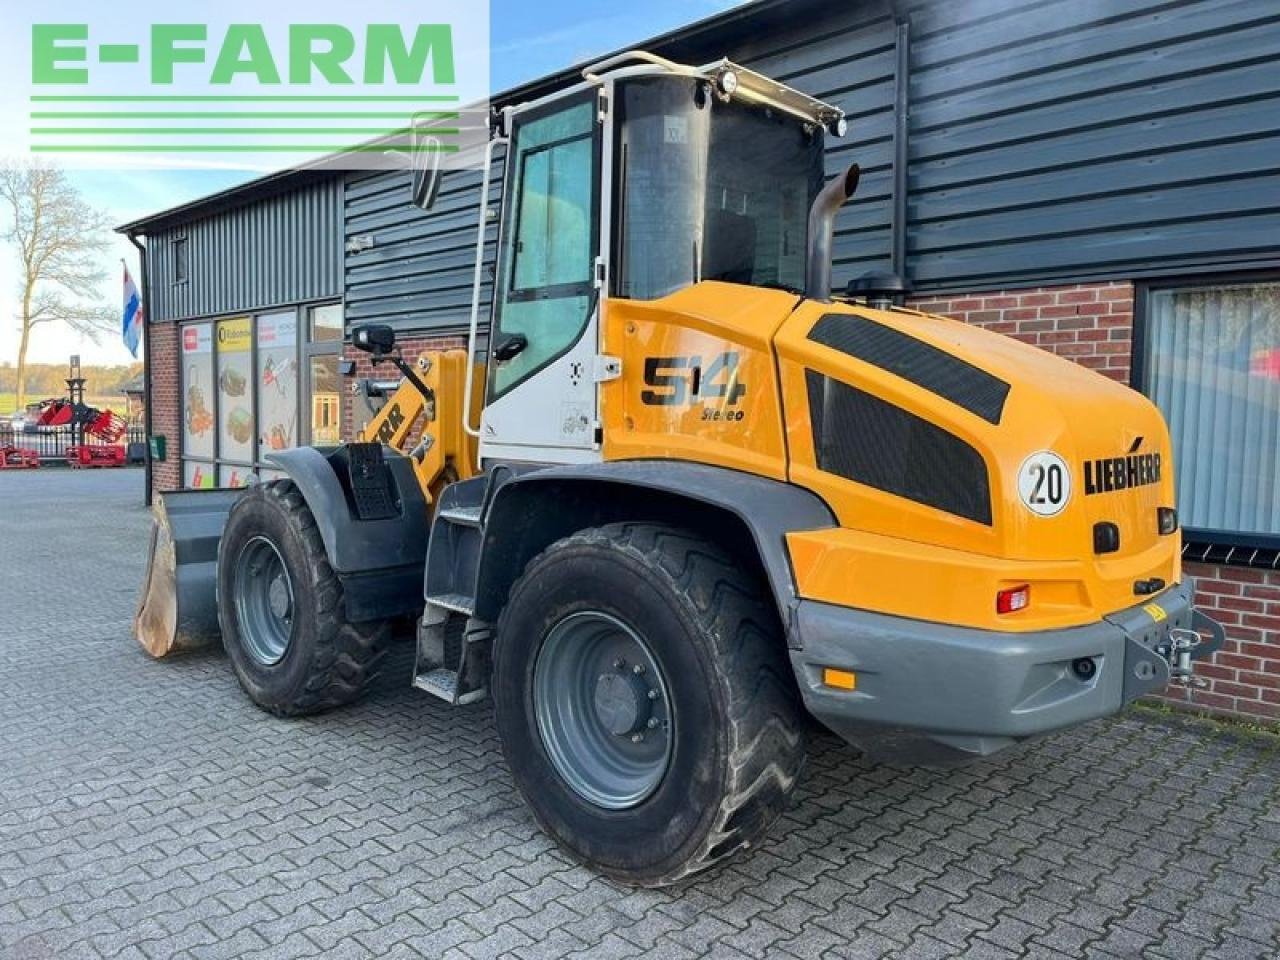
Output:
top-left (492, 99), bottom-right (598, 398)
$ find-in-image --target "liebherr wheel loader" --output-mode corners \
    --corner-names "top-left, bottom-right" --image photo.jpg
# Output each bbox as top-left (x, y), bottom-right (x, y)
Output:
top-left (135, 51), bottom-right (1223, 886)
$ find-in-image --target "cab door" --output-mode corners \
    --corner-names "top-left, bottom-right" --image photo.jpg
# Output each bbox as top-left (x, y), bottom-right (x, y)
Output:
top-left (479, 92), bottom-right (602, 463)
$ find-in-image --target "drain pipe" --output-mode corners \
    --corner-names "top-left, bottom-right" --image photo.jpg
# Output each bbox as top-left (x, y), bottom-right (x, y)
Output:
top-left (127, 232), bottom-right (154, 507)
top-left (805, 163), bottom-right (860, 302)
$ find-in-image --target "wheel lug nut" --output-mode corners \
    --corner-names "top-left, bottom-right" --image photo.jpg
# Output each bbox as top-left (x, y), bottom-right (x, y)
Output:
top-left (613, 659), bottom-right (625, 670)
top-left (633, 664), bottom-right (645, 675)
top-left (647, 689), bottom-right (659, 700)
top-left (631, 733), bottom-right (644, 743)
top-left (647, 717), bottom-right (659, 729)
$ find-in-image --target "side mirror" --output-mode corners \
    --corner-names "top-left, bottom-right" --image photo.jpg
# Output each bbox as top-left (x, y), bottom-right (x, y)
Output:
top-left (410, 119), bottom-right (444, 211)
top-left (352, 324), bottom-right (397, 357)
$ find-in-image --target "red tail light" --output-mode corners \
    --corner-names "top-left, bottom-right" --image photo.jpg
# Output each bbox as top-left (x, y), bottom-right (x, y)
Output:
top-left (997, 585), bottom-right (1030, 614)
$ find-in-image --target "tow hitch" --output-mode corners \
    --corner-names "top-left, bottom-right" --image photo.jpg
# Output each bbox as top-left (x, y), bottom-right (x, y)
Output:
top-left (1163, 628), bottom-right (1207, 696)
top-left (1116, 594), bottom-right (1225, 705)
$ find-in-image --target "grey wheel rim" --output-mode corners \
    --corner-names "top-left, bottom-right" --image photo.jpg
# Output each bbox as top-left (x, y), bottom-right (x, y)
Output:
top-left (533, 611), bottom-right (674, 810)
top-left (234, 536), bottom-right (295, 666)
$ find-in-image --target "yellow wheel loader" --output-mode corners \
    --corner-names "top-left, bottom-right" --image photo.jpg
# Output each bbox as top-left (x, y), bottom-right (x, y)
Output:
top-left (135, 51), bottom-right (1223, 886)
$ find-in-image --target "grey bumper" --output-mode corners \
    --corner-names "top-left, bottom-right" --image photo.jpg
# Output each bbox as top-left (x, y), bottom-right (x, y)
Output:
top-left (791, 581), bottom-right (1223, 765)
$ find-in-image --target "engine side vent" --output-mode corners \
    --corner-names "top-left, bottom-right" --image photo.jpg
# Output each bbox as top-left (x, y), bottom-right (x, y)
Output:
top-left (807, 371), bottom-right (993, 525)
top-left (809, 313), bottom-right (1010, 425)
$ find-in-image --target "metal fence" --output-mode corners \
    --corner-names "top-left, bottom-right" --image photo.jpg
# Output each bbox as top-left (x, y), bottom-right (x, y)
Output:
top-left (0, 425), bottom-right (148, 464)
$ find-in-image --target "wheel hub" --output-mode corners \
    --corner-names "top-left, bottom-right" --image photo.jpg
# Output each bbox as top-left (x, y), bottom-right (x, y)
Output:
top-left (268, 576), bottom-right (292, 621)
top-left (533, 611), bottom-right (674, 810)
top-left (233, 536), bottom-right (295, 666)
top-left (593, 671), bottom-right (652, 736)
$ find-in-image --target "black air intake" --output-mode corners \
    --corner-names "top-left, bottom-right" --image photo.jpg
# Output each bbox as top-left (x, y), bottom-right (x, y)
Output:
top-left (807, 371), bottom-right (993, 525)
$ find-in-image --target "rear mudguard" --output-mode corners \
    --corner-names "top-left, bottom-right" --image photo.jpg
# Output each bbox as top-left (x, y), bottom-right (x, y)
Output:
top-left (133, 446), bottom-right (429, 657)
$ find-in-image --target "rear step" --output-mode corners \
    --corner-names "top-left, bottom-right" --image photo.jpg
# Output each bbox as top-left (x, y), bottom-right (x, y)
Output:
top-left (414, 607), bottom-right (490, 705)
top-left (426, 592), bottom-right (475, 616)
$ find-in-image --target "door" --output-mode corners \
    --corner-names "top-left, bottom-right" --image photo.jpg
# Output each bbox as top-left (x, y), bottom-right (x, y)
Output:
top-left (480, 92), bottom-right (602, 463)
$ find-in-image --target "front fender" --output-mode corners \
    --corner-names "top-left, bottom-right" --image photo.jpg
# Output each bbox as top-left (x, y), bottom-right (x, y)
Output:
top-left (267, 445), bottom-right (429, 621)
top-left (474, 460), bottom-right (837, 642)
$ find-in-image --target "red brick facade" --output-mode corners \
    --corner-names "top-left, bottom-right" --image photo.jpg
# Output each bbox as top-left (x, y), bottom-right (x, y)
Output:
top-left (147, 322), bottom-right (181, 494)
top-left (1181, 563), bottom-right (1280, 721)
top-left (909, 281), bottom-right (1135, 382)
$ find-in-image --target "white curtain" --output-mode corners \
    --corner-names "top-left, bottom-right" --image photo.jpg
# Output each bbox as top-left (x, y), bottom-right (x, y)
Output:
top-left (1146, 283), bottom-right (1280, 537)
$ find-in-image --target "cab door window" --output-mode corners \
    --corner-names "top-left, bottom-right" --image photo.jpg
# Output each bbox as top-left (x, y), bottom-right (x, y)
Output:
top-left (491, 97), bottom-right (598, 398)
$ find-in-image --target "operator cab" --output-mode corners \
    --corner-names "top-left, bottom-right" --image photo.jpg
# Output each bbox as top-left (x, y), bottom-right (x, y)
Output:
top-left (474, 55), bottom-right (846, 464)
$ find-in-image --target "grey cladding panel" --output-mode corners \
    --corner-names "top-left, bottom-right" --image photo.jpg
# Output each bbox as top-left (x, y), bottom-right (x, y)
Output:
top-left (343, 160), bottom-right (505, 335)
top-left (903, 0), bottom-right (1280, 288)
top-left (148, 178), bottom-right (342, 322)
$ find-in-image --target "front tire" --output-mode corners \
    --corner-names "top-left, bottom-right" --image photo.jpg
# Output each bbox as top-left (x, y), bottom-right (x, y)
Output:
top-left (492, 523), bottom-right (806, 886)
top-left (216, 480), bottom-right (390, 716)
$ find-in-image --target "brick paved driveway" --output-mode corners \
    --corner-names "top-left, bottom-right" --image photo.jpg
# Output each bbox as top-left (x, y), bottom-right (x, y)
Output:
top-left (2, 469), bottom-right (1280, 960)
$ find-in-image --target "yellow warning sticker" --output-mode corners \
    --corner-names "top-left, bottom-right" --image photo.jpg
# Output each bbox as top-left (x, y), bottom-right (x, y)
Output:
top-left (1144, 603), bottom-right (1167, 623)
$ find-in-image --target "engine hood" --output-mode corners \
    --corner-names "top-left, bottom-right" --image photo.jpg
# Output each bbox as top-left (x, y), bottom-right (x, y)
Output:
top-left (774, 298), bottom-right (1179, 616)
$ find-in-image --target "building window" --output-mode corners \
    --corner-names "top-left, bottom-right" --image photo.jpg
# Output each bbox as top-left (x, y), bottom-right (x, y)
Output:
top-left (173, 237), bottom-right (188, 284)
top-left (304, 304), bottom-right (343, 445)
top-left (1140, 279), bottom-right (1280, 545)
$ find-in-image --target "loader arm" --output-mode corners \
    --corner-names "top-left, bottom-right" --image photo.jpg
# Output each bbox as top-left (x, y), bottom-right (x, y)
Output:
top-left (353, 348), bottom-right (486, 503)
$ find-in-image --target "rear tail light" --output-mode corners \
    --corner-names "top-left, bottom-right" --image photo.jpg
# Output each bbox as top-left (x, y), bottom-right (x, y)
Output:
top-left (1158, 507), bottom-right (1178, 535)
top-left (996, 584), bottom-right (1030, 615)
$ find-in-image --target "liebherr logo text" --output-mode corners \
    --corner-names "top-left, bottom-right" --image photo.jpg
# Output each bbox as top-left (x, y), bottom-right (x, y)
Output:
top-left (1083, 442), bottom-right (1162, 496)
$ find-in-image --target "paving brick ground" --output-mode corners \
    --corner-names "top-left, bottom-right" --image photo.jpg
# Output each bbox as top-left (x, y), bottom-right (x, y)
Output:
top-left (2, 470), bottom-right (1280, 960)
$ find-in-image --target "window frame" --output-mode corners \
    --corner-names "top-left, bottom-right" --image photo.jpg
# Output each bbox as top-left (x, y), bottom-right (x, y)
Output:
top-left (177, 299), bottom-right (343, 489)
top-left (486, 90), bottom-right (602, 405)
top-left (172, 236), bottom-right (189, 285)
top-left (302, 301), bottom-right (343, 446)
top-left (1133, 268), bottom-right (1280, 553)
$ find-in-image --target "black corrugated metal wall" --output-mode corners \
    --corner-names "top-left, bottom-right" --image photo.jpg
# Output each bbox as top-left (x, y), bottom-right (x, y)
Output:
top-left (340, 0), bottom-right (1279, 332)
top-left (147, 178), bottom-right (343, 323)
top-left (903, 0), bottom-right (1280, 290)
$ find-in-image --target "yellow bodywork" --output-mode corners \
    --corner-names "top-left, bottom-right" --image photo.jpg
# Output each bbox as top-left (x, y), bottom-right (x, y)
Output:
top-left (355, 349), bottom-right (485, 505)
top-left (599, 282), bottom-right (1180, 633)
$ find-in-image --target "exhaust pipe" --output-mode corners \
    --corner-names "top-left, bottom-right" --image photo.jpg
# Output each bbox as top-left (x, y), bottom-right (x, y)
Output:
top-left (805, 163), bottom-right (861, 302)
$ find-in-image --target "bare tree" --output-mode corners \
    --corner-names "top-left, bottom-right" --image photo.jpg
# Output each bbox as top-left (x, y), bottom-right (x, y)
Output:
top-left (0, 163), bottom-right (115, 410)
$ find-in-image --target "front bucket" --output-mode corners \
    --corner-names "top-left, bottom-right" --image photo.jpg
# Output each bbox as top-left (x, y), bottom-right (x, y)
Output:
top-left (133, 489), bottom-right (243, 657)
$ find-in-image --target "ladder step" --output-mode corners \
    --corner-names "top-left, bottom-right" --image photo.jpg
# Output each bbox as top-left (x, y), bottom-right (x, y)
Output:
top-left (414, 667), bottom-right (459, 701)
top-left (426, 592), bottom-right (475, 616)
top-left (413, 667), bottom-right (488, 705)
top-left (437, 505), bottom-right (483, 527)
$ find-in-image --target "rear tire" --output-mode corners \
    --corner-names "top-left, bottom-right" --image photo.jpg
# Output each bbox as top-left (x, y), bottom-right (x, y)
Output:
top-left (492, 523), bottom-right (806, 886)
top-left (216, 479), bottom-right (390, 716)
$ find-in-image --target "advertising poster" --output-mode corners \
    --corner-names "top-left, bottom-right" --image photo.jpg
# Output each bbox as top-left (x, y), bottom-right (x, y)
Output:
top-left (256, 312), bottom-right (298, 456)
top-left (181, 323), bottom-right (215, 462)
top-left (216, 317), bottom-right (254, 464)
top-left (183, 461), bottom-right (215, 490)
top-left (218, 464), bottom-right (254, 489)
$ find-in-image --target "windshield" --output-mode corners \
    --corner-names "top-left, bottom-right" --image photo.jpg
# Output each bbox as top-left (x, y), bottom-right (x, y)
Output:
top-left (613, 76), bottom-right (824, 300)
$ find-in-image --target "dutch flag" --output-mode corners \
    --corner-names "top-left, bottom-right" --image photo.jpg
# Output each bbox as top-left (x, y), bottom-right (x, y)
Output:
top-left (123, 264), bottom-right (143, 358)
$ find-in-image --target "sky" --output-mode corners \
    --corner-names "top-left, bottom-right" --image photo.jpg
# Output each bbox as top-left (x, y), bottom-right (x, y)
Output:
top-left (0, 0), bottom-right (747, 367)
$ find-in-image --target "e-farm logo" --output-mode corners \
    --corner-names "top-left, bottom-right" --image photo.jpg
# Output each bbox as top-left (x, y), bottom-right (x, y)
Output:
top-left (21, 4), bottom-right (489, 170)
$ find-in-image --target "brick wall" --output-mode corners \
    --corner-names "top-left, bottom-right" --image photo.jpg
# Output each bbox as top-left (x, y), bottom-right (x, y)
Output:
top-left (147, 322), bottom-right (181, 494)
top-left (909, 282), bottom-right (1134, 382)
top-left (1174, 563), bottom-right (1280, 722)
top-left (341, 333), bottom-right (468, 442)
